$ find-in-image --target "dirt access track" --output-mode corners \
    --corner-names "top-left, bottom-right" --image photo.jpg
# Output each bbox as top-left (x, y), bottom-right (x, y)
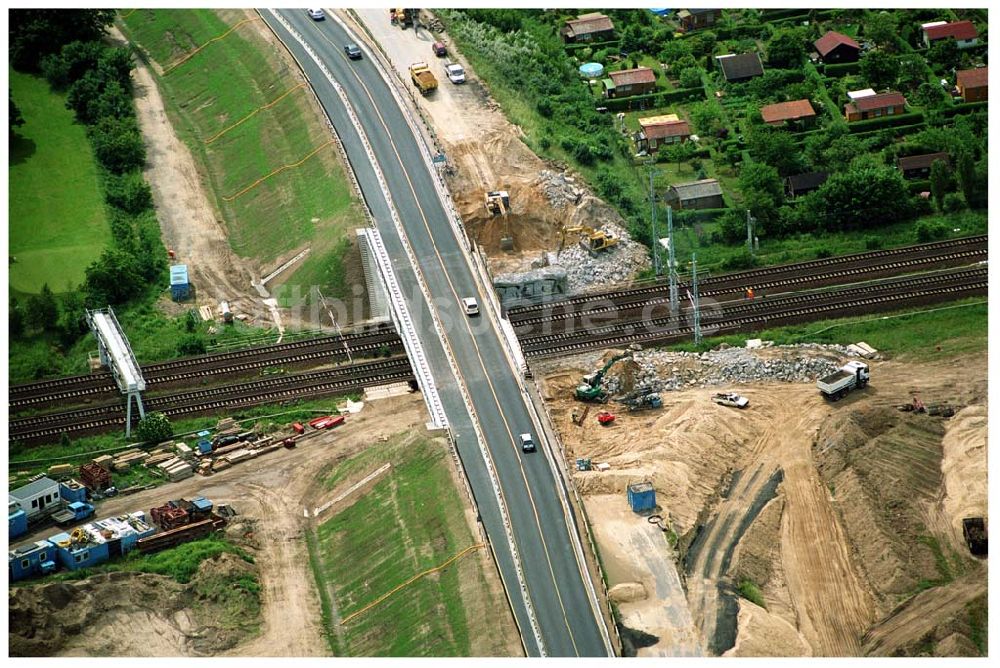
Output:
top-left (13, 394), bottom-right (463, 657)
top-left (538, 348), bottom-right (987, 656)
top-left (344, 9), bottom-right (643, 279)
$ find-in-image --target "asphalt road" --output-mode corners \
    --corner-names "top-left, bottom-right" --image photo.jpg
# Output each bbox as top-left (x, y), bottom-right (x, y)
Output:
top-left (260, 10), bottom-right (610, 657)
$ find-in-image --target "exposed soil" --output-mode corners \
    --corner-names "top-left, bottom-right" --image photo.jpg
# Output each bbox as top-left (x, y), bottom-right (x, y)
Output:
top-left (9, 552), bottom-right (259, 657)
top-left (540, 348), bottom-right (988, 657)
top-left (347, 9), bottom-right (648, 284)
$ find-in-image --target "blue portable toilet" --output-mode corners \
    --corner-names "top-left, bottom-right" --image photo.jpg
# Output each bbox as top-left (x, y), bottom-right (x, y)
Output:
top-left (627, 482), bottom-right (657, 513)
top-left (170, 264), bottom-right (191, 301)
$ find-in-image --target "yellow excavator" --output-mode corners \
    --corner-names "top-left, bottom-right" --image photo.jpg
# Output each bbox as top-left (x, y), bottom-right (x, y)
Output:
top-left (559, 224), bottom-right (619, 256)
top-left (485, 190), bottom-right (514, 251)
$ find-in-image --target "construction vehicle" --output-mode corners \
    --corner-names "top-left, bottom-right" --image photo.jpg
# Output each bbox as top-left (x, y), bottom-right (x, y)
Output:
top-left (597, 411), bottom-right (616, 426)
top-left (409, 62), bottom-right (438, 94)
top-left (392, 8), bottom-right (417, 29)
top-left (713, 392), bottom-right (749, 409)
top-left (485, 190), bottom-right (513, 251)
top-left (559, 225), bottom-right (619, 256)
top-left (50, 501), bottom-right (95, 527)
top-left (897, 395), bottom-right (955, 417)
top-left (575, 352), bottom-right (631, 402)
top-left (817, 361), bottom-right (870, 401)
top-left (962, 517), bottom-right (987, 556)
top-left (621, 388), bottom-right (663, 411)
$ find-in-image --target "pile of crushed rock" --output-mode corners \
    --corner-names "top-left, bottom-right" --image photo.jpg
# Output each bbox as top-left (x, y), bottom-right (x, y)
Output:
top-left (600, 343), bottom-right (853, 396)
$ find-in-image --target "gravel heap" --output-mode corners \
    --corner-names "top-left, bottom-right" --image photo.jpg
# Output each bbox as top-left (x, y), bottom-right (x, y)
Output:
top-left (556, 219), bottom-right (650, 292)
top-left (600, 343), bottom-right (852, 396)
top-left (535, 169), bottom-right (584, 208)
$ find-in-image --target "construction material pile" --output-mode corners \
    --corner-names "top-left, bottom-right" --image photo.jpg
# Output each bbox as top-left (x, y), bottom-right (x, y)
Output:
top-left (536, 169), bottom-right (585, 208)
top-left (556, 218), bottom-right (650, 291)
top-left (599, 343), bottom-right (850, 396)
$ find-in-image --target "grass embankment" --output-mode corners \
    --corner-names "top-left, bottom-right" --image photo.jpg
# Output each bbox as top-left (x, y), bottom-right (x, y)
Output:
top-left (311, 433), bottom-right (509, 656)
top-left (119, 9), bottom-right (362, 305)
top-left (8, 397), bottom-right (354, 487)
top-left (9, 70), bottom-right (109, 295)
top-left (668, 297), bottom-right (987, 362)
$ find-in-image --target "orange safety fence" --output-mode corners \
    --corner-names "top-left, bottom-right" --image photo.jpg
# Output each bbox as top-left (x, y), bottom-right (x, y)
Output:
top-left (339, 543), bottom-right (485, 625)
top-left (163, 16), bottom-right (261, 75)
top-left (205, 83), bottom-right (306, 145)
top-left (222, 139), bottom-right (335, 201)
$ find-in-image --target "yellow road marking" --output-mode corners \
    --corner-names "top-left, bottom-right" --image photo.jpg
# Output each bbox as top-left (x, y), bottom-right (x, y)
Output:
top-left (305, 20), bottom-right (582, 654)
top-left (222, 139), bottom-right (333, 201)
top-left (205, 82), bottom-right (306, 144)
top-left (163, 16), bottom-right (262, 75)
top-left (340, 543), bottom-right (484, 625)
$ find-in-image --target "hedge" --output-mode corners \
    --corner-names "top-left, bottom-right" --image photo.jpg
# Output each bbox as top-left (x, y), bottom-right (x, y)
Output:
top-left (821, 62), bottom-right (861, 78)
top-left (847, 111), bottom-right (925, 133)
top-left (941, 101), bottom-right (988, 118)
top-left (600, 86), bottom-right (705, 112)
top-left (672, 207), bottom-right (730, 224)
top-left (652, 147), bottom-right (711, 163)
top-left (565, 39), bottom-right (620, 53)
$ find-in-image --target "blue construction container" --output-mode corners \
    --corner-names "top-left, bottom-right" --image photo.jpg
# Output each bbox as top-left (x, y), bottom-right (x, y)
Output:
top-left (9, 508), bottom-right (28, 540)
top-left (170, 264), bottom-right (191, 301)
top-left (190, 497), bottom-right (213, 514)
top-left (9, 541), bottom-right (57, 582)
top-left (58, 479), bottom-right (88, 504)
top-left (627, 482), bottom-right (656, 514)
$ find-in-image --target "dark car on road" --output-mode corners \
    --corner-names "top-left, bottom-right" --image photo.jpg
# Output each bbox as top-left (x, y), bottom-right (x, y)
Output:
top-left (344, 43), bottom-right (362, 60)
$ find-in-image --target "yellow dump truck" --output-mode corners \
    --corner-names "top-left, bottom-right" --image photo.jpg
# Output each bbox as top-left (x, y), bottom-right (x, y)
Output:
top-left (409, 62), bottom-right (438, 94)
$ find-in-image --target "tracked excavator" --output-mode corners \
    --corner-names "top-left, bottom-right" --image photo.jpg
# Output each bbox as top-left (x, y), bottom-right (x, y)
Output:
top-left (559, 224), bottom-right (619, 256)
top-left (575, 352), bottom-right (632, 402)
top-left (485, 190), bottom-right (514, 251)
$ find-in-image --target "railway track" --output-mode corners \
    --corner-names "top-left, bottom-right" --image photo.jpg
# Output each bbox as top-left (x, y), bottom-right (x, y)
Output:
top-left (9, 357), bottom-right (415, 444)
top-left (520, 266), bottom-right (987, 358)
top-left (508, 235), bottom-right (987, 323)
top-left (9, 326), bottom-right (403, 411)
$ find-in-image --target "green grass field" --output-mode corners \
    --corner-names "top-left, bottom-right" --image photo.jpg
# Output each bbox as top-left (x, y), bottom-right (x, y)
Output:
top-left (9, 70), bottom-right (109, 294)
top-left (312, 433), bottom-right (506, 657)
top-left (120, 9), bottom-right (361, 297)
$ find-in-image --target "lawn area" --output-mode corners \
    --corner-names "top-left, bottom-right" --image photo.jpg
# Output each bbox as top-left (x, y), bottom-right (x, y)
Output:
top-left (119, 9), bottom-right (361, 297)
top-left (312, 433), bottom-right (508, 656)
top-left (668, 297), bottom-right (987, 362)
top-left (9, 69), bottom-right (109, 294)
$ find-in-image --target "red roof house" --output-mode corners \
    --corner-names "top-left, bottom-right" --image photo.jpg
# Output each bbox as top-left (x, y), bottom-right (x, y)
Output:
top-left (844, 92), bottom-right (907, 122)
top-left (814, 31), bottom-right (861, 63)
top-left (760, 99), bottom-right (817, 126)
top-left (956, 67), bottom-right (988, 102)
top-left (923, 21), bottom-right (979, 48)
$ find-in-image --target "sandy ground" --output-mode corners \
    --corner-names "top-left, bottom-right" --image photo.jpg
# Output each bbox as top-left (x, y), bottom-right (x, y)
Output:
top-left (584, 496), bottom-right (702, 656)
top-left (346, 9), bottom-right (642, 276)
top-left (112, 26), bottom-right (263, 317)
top-left (541, 348), bottom-right (988, 656)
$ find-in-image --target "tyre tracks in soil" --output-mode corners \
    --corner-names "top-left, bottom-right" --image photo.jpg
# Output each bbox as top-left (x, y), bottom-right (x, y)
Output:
top-left (685, 391), bottom-right (879, 656)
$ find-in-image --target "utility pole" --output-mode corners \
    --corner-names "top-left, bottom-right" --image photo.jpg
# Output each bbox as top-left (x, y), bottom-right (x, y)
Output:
top-left (692, 254), bottom-right (702, 346)
top-left (746, 210), bottom-right (756, 258)
top-left (667, 205), bottom-right (678, 317)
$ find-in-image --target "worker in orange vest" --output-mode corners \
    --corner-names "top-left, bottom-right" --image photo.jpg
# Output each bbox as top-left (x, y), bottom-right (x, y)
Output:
top-left (746, 287), bottom-right (755, 300)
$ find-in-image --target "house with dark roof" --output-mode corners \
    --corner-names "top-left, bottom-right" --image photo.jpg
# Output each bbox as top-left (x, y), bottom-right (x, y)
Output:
top-left (814, 30), bottom-right (861, 63)
top-left (677, 9), bottom-right (722, 31)
top-left (604, 67), bottom-right (657, 98)
top-left (760, 99), bottom-right (817, 127)
top-left (922, 21), bottom-right (979, 49)
top-left (637, 116), bottom-right (691, 153)
top-left (844, 91), bottom-right (907, 122)
top-left (562, 13), bottom-right (616, 43)
top-left (897, 152), bottom-right (950, 179)
top-left (717, 52), bottom-right (764, 83)
top-left (785, 171), bottom-right (829, 198)
top-left (956, 67), bottom-right (988, 102)
top-left (664, 178), bottom-right (724, 210)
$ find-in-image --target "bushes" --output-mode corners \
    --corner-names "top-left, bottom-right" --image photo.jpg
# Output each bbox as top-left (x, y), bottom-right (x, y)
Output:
top-left (820, 62), bottom-right (860, 78)
top-left (135, 412), bottom-right (173, 444)
top-left (105, 171), bottom-right (153, 214)
top-left (602, 86), bottom-right (705, 112)
top-left (89, 117), bottom-right (146, 174)
top-left (915, 220), bottom-right (950, 243)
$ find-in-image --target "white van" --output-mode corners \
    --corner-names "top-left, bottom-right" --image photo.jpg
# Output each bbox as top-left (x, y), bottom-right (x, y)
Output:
top-left (463, 297), bottom-right (480, 316)
top-left (520, 433), bottom-right (536, 453)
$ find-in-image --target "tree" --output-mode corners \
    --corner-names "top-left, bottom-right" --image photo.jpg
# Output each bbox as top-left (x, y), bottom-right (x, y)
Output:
top-left (136, 412), bottom-right (173, 444)
top-left (738, 162), bottom-right (783, 221)
top-left (810, 165), bottom-right (914, 231)
top-left (9, 9), bottom-right (115, 71)
top-left (56, 290), bottom-right (87, 347)
top-left (745, 126), bottom-right (802, 176)
top-left (9, 91), bottom-right (24, 139)
top-left (913, 81), bottom-right (946, 109)
top-left (688, 31), bottom-right (717, 59)
top-left (929, 159), bottom-right (953, 210)
top-left (679, 66), bottom-right (704, 89)
top-left (664, 141), bottom-right (696, 167)
top-left (688, 101), bottom-right (724, 136)
top-left (84, 247), bottom-right (145, 305)
top-left (897, 55), bottom-right (928, 91)
top-left (25, 283), bottom-right (59, 331)
top-left (859, 49), bottom-right (900, 89)
top-left (105, 171), bottom-right (153, 214)
top-left (89, 116), bottom-right (146, 173)
top-left (927, 38), bottom-right (960, 72)
top-left (40, 40), bottom-right (104, 89)
top-left (942, 192), bottom-right (965, 213)
top-left (766, 28), bottom-right (806, 68)
top-left (864, 11), bottom-right (898, 49)
top-left (715, 209), bottom-right (747, 244)
top-left (177, 334), bottom-right (207, 356)
top-left (10, 294), bottom-right (25, 338)
top-left (956, 150), bottom-right (986, 209)
top-left (659, 40), bottom-right (692, 66)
